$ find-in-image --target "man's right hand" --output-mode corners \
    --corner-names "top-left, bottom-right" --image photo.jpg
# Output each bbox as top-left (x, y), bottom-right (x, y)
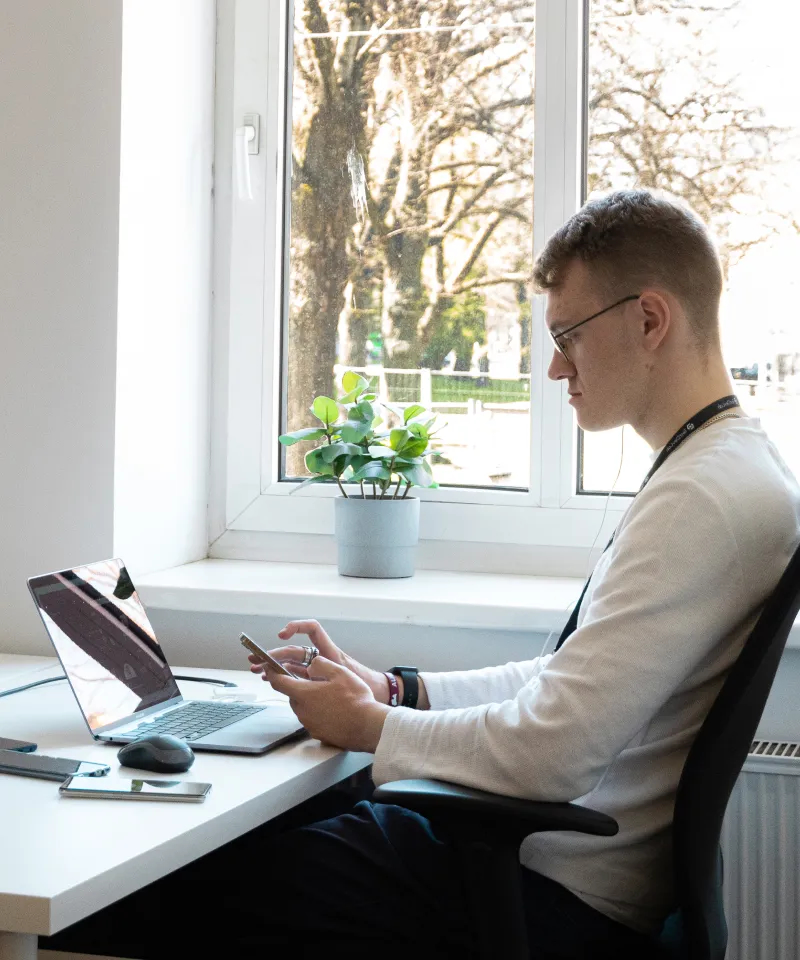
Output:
top-left (248, 619), bottom-right (392, 704)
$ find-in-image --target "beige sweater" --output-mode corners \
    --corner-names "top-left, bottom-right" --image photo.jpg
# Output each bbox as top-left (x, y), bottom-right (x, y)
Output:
top-left (372, 417), bottom-right (800, 933)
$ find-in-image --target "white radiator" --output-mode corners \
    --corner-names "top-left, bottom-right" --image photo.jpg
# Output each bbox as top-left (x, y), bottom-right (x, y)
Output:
top-left (720, 741), bottom-right (800, 960)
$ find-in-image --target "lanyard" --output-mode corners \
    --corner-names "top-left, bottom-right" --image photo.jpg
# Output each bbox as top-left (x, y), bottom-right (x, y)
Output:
top-left (637, 394), bottom-right (741, 493)
top-left (554, 395), bottom-right (741, 651)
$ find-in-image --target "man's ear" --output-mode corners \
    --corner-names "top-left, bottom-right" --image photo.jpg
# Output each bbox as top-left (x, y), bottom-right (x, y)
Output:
top-left (638, 290), bottom-right (671, 352)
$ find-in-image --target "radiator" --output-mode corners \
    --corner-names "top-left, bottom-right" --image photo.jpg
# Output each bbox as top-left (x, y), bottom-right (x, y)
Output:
top-left (720, 741), bottom-right (800, 960)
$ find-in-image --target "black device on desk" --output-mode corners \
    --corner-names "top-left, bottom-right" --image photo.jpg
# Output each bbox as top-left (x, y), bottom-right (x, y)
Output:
top-left (0, 749), bottom-right (110, 782)
top-left (0, 737), bottom-right (37, 752)
top-left (60, 774), bottom-right (211, 802)
top-left (118, 734), bottom-right (195, 773)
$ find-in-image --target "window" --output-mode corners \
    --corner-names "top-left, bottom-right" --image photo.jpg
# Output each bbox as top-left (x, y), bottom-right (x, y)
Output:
top-left (582, 0), bottom-right (800, 492)
top-left (283, 2), bottom-right (535, 490)
top-left (213, 0), bottom-right (798, 571)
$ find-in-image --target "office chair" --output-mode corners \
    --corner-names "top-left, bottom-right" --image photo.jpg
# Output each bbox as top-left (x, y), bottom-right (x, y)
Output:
top-left (374, 539), bottom-right (800, 960)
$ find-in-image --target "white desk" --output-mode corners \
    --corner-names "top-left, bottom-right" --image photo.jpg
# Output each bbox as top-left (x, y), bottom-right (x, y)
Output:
top-left (0, 655), bottom-right (372, 960)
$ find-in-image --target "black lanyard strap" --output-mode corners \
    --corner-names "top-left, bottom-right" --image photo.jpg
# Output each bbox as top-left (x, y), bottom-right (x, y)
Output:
top-left (554, 395), bottom-right (740, 652)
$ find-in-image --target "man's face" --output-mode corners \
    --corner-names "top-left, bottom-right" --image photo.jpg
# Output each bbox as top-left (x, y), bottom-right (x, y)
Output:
top-left (545, 260), bottom-right (640, 432)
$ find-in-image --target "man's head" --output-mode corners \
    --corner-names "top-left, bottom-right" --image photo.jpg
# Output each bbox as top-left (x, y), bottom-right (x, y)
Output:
top-left (533, 190), bottom-right (724, 434)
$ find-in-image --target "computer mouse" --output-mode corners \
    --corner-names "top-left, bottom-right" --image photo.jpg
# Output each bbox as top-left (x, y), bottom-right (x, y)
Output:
top-left (117, 734), bottom-right (195, 774)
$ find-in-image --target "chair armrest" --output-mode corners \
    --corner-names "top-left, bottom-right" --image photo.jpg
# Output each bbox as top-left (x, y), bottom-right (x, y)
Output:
top-left (373, 778), bottom-right (618, 844)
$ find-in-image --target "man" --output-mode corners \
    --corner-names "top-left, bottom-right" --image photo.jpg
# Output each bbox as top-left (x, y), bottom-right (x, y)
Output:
top-left (242, 190), bottom-right (800, 958)
top-left (43, 190), bottom-right (800, 959)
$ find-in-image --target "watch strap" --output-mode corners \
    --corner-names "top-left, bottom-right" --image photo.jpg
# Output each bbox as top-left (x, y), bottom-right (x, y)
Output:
top-left (390, 666), bottom-right (419, 709)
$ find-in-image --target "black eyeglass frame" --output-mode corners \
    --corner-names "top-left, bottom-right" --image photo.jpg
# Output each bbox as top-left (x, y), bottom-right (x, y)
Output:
top-left (550, 294), bottom-right (641, 359)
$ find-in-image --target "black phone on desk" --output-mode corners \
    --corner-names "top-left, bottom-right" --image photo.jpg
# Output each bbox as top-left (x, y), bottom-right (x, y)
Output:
top-left (0, 749), bottom-right (110, 782)
top-left (0, 737), bottom-right (37, 752)
top-left (60, 775), bottom-right (211, 802)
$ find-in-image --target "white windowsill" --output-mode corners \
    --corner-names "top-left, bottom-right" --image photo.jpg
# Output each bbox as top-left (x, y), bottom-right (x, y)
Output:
top-left (137, 559), bottom-right (584, 634)
top-left (136, 559), bottom-right (800, 649)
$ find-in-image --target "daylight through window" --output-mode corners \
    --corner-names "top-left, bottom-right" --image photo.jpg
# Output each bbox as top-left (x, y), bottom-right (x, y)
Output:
top-left (282, 1), bottom-right (535, 489)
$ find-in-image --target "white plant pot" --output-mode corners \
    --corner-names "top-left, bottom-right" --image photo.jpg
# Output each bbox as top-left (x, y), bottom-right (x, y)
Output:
top-left (334, 496), bottom-right (420, 578)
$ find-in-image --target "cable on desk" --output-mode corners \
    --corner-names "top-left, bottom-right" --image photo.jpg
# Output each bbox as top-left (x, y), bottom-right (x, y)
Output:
top-left (0, 674), bottom-right (237, 699)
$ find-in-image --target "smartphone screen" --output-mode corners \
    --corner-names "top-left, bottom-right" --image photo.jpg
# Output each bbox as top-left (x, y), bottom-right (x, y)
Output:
top-left (60, 775), bottom-right (211, 801)
top-left (0, 749), bottom-right (110, 781)
top-left (239, 633), bottom-right (298, 677)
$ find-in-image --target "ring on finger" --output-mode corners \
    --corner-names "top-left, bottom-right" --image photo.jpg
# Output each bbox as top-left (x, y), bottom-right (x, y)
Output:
top-left (301, 644), bottom-right (319, 667)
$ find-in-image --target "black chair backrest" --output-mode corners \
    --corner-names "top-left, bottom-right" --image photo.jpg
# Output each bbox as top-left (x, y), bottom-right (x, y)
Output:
top-left (669, 538), bottom-right (800, 959)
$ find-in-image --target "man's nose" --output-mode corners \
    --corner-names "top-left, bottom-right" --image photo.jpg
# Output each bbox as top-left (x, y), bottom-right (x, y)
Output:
top-left (548, 347), bottom-right (575, 381)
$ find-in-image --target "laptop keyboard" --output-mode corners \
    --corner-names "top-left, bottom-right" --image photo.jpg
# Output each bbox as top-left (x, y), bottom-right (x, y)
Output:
top-left (126, 700), bottom-right (265, 742)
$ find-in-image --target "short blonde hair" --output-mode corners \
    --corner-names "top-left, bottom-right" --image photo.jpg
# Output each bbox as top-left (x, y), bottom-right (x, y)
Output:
top-left (533, 190), bottom-right (723, 347)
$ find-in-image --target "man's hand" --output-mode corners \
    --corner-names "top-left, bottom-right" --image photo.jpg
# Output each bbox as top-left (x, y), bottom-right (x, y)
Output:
top-left (264, 656), bottom-right (391, 753)
top-left (248, 619), bottom-right (392, 703)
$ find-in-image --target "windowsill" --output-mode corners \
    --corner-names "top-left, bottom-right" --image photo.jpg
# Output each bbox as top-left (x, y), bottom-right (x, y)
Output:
top-left (137, 559), bottom-right (800, 649)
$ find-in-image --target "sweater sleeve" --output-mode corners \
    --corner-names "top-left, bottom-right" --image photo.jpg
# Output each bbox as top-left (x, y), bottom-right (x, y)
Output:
top-left (372, 473), bottom-right (759, 801)
top-left (420, 656), bottom-right (551, 710)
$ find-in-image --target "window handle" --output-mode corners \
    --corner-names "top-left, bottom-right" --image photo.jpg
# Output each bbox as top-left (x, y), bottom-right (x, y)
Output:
top-left (234, 114), bottom-right (259, 200)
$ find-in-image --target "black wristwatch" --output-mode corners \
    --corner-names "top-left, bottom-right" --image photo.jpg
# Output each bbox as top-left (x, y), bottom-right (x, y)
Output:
top-left (389, 666), bottom-right (419, 709)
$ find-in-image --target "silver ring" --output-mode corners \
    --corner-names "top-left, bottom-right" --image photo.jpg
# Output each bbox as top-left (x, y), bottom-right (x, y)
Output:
top-left (301, 645), bottom-right (318, 667)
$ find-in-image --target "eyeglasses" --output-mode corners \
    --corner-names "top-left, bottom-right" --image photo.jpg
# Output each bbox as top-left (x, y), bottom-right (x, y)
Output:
top-left (549, 294), bottom-right (641, 361)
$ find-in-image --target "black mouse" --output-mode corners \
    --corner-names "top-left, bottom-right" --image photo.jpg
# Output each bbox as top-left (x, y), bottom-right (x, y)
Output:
top-left (117, 734), bottom-right (195, 773)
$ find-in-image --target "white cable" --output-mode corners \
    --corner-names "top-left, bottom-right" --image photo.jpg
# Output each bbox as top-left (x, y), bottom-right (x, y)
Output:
top-left (535, 425), bottom-right (627, 659)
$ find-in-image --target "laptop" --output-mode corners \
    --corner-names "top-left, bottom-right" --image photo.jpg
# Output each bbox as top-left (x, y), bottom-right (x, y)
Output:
top-left (27, 558), bottom-right (305, 754)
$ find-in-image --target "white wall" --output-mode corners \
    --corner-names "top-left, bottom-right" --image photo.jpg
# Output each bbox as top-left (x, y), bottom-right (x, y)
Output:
top-left (0, 0), bottom-right (216, 653)
top-left (114, 0), bottom-right (215, 578)
top-left (0, 0), bottom-right (123, 652)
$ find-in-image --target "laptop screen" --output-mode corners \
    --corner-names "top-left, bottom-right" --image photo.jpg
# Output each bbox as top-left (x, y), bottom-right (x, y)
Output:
top-left (28, 558), bottom-right (180, 731)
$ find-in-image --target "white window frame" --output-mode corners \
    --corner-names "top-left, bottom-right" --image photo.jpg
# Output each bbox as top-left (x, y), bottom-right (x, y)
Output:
top-left (209, 0), bottom-right (632, 570)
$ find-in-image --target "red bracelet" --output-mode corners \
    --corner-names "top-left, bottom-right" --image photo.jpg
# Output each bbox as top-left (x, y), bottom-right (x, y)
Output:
top-left (384, 671), bottom-right (400, 707)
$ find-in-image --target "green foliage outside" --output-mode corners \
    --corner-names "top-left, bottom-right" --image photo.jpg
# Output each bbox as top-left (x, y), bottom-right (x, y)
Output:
top-left (432, 378), bottom-right (529, 404)
top-left (421, 290), bottom-right (488, 371)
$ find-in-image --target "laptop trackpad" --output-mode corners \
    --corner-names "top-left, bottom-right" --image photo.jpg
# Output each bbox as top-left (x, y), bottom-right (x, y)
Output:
top-left (192, 705), bottom-right (305, 753)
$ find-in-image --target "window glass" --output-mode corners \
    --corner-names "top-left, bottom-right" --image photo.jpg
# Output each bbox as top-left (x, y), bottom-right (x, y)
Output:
top-left (283, 1), bottom-right (535, 488)
top-left (584, 0), bottom-right (800, 493)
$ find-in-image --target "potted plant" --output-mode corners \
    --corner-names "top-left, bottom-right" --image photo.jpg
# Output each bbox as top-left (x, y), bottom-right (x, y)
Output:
top-left (279, 370), bottom-right (441, 578)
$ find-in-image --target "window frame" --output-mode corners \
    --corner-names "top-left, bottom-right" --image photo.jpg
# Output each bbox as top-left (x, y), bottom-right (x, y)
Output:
top-left (209, 0), bottom-right (632, 570)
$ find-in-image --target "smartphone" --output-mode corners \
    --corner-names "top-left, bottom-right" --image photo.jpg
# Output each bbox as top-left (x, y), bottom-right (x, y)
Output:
top-left (0, 749), bottom-right (110, 782)
top-left (59, 775), bottom-right (211, 802)
top-left (239, 632), bottom-right (298, 678)
top-left (0, 737), bottom-right (37, 753)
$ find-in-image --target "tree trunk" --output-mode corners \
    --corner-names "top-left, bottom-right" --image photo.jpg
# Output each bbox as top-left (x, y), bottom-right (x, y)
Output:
top-left (286, 102), bottom-right (362, 476)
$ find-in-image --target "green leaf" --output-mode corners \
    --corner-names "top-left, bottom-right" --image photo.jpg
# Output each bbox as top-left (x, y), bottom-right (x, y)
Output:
top-left (339, 419), bottom-right (371, 444)
top-left (353, 400), bottom-right (375, 423)
top-left (311, 396), bottom-right (340, 426)
top-left (351, 462), bottom-right (392, 483)
top-left (320, 441), bottom-right (363, 463)
top-left (393, 456), bottom-right (423, 466)
top-left (367, 445), bottom-right (391, 458)
top-left (403, 404), bottom-right (425, 423)
top-left (278, 427), bottom-right (327, 446)
top-left (289, 475), bottom-right (336, 495)
top-left (396, 463), bottom-right (437, 488)
top-left (337, 387), bottom-right (363, 405)
top-left (341, 370), bottom-right (368, 395)
top-left (390, 427), bottom-right (412, 452)
top-left (402, 438), bottom-right (428, 458)
top-left (305, 448), bottom-right (335, 476)
top-left (340, 455), bottom-right (371, 480)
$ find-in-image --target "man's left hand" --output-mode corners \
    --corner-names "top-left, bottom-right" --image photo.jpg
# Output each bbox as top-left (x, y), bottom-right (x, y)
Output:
top-left (264, 656), bottom-right (391, 753)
